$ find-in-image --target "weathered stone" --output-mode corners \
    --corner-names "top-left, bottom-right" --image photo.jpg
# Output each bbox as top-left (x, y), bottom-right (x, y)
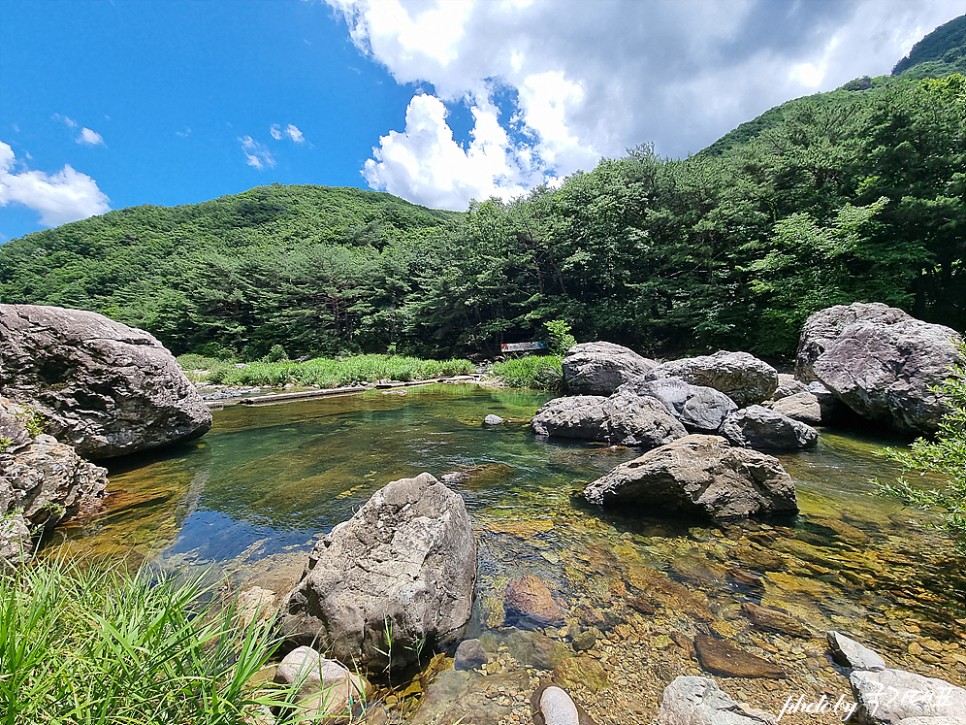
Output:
top-left (773, 374), bottom-right (808, 401)
top-left (850, 668), bottom-right (966, 724)
top-left (719, 405), bottom-right (818, 451)
top-left (583, 435), bottom-right (797, 521)
top-left (562, 342), bottom-right (656, 395)
top-left (572, 628), bottom-right (599, 652)
top-left (827, 631), bottom-right (887, 671)
top-left (506, 630), bottom-right (572, 670)
top-left (0, 304), bottom-right (211, 458)
top-left (504, 574), bottom-right (565, 628)
top-left (279, 473), bottom-right (476, 672)
top-left (650, 351), bottom-right (778, 407)
top-left (619, 376), bottom-right (737, 432)
top-left (273, 646), bottom-right (369, 723)
top-left (693, 634), bottom-right (785, 679)
top-left (741, 603), bottom-right (809, 638)
top-left (235, 586), bottom-right (275, 627)
top-left (768, 391), bottom-right (822, 426)
top-left (483, 414), bottom-right (504, 425)
top-left (454, 639), bottom-right (488, 670)
top-left (553, 656), bottom-right (608, 693)
top-left (656, 675), bottom-right (776, 724)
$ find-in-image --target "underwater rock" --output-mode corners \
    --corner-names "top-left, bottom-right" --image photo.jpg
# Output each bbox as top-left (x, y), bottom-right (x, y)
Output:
top-left (656, 675), bottom-right (776, 724)
top-left (454, 639), bottom-right (488, 670)
top-left (235, 586), bottom-right (276, 627)
top-left (273, 646), bottom-right (369, 722)
top-left (0, 303), bottom-right (211, 459)
top-left (719, 405), bottom-right (818, 451)
top-left (693, 634), bottom-right (785, 679)
top-left (618, 376), bottom-right (737, 432)
top-left (583, 434), bottom-right (798, 521)
top-left (552, 655), bottom-right (608, 693)
top-left (504, 574), bottom-right (566, 628)
top-left (279, 473), bottom-right (476, 672)
top-left (562, 341), bottom-right (657, 396)
top-left (741, 603), bottom-right (809, 639)
top-left (506, 629), bottom-right (572, 670)
top-left (850, 668), bottom-right (966, 724)
top-left (649, 351), bottom-right (779, 408)
top-left (827, 631), bottom-right (886, 671)
top-left (767, 391), bottom-right (822, 426)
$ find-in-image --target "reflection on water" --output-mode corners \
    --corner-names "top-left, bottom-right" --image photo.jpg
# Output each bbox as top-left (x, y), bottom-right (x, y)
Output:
top-left (51, 385), bottom-right (966, 724)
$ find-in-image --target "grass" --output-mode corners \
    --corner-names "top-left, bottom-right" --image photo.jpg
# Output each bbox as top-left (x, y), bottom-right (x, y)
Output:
top-left (204, 354), bottom-right (475, 388)
top-left (0, 556), bottom-right (360, 724)
top-left (488, 355), bottom-right (563, 391)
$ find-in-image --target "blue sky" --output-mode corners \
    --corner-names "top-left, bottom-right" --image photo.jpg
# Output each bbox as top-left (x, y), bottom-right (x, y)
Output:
top-left (0, 0), bottom-right (962, 240)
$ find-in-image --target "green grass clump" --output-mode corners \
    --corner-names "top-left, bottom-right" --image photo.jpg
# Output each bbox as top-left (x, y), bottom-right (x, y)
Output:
top-left (0, 557), bottom-right (341, 724)
top-left (208, 354), bottom-right (474, 388)
top-left (489, 355), bottom-right (563, 391)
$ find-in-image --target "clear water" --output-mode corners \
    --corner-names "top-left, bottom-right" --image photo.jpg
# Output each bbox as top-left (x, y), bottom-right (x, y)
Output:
top-left (51, 384), bottom-right (966, 724)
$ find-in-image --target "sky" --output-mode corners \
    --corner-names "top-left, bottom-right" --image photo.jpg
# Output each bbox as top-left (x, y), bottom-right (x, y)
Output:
top-left (0, 0), bottom-right (962, 240)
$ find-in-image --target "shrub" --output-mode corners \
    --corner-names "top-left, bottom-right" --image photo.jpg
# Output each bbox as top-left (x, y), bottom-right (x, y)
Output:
top-left (262, 344), bottom-right (289, 363)
top-left (489, 355), bottom-right (563, 391)
top-left (544, 320), bottom-right (576, 355)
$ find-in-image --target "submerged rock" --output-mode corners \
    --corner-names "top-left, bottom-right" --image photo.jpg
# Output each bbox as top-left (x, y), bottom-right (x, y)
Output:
top-left (656, 675), bottom-right (776, 724)
top-left (0, 304), bottom-right (211, 458)
top-left (827, 631), bottom-right (887, 672)
top-left (583, 434), bottom-right (798, 521)
top-left (454, 639), bottom-right (488, 670)
top-left (693, 634), bottom-right (785, 679)
top-left (504, 574), bottom-right (565, 628)
top-left (619, 376), bottom-right (737, 432)
top-left (650, 351), bottom-right (779, 407)
top-left (561, 341), bottom-right (656, 395)
top-left (279, 473), bottom-right (476, 672)
top-left (483, 414), bottom-right (505, 425)
top-left (850, 668), bottom-right (966, 724)
top-left (719, 405), bottom-right (818, 451)
top-left (741, 603), bottom-right (809, 639)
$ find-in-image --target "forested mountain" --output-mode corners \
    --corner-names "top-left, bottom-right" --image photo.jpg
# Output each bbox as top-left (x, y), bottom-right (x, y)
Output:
top-left (1, 17), bottom-right (964, 361)
top-left (893, 13), bottom-right (966, 78)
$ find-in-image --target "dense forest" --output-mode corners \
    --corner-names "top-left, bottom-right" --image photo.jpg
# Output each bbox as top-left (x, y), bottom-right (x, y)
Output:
top-left (1, 17), bottom-right (964, 361)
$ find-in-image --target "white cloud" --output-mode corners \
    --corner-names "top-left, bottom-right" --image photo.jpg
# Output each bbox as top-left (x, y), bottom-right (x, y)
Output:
top-left (76, 127), bottom-right (105, 146)
top-left (0, 140), bottom-right (110, 227)
top-left (326, 0), bottom-right (964, 208)
top-left (53, 113), bottom-right (78, 129)
top-left (240, 136), bottom-right (276, 170)
top-left (270, 123), bottom-right (306, 143)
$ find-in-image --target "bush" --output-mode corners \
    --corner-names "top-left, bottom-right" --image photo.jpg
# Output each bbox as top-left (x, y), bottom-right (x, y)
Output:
top-left (0, 557), bottom-right (347, 724)
top-left (544, 320), bottom-right (576, 355)
top-left (489, 355), bottom-right (563, 391)
top-left (176, 353), bottom-right (225, 371)
top-left (262, 344), bottom-right (289, 363)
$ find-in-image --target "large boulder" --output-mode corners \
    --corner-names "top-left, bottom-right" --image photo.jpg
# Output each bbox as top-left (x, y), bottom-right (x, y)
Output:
top-left (809, 314), bottom-right (962, 435)
top-left (0, 397), bottom-right (107, 564)
top-left (656, 676), bottom-right (776, 724)
top-left (619, 376), bottom-right (737, 432)
top-left (767, 391), bottom-right (822, 426)
top-left (795, 302), bottom-right (910, 382)
top-left (531, 392), bottom-right (686, 448)
top-left (279, 473), bottom-right (477, 672)
top-left (719, 405), bottom-right (818, 451)
top-left (561, 342), bottom-right (656, 395)
top-left (650, 352), bottom-right (778, 407)
top-left (0, 304), bottom-right (211, 459)
top-left (850, 668), bottom-right (966, 724)
top-left (583, 434), bottom-right (797, 521)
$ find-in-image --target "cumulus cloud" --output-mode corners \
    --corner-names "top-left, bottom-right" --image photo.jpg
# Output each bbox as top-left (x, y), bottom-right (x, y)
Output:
top-left (326, 0), bottom-right (964, 207)
top-left (0, 140), bottom-right (110, 227)
top-left (240, 136), bottom-right (276, 170)
top-left (77, 127), bottom-right (105, 146)
top-left (270, 123), bottom-right (306, 143)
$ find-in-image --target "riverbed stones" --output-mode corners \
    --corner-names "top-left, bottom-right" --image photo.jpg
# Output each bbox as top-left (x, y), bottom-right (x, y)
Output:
top-left (850, 668), bottom-right (966, 724)
top-left (618, 376), bottom-right (737, 432)
top-left (583, 434), bottom-right (797, 521)
top-left (719, 406), bottom-right (818, 451)
top-left (796, 303), bottom-right (962, 434)
top-left (693, 634), bottom-right (785, 679)
top-left (483, 414), bottom-right (504, 425)
top-left (273, 646), bottom-right (369, 722)
top-left (827, 631), bottom-right (886, 671)
top-left (656, 675), bottom-right (776, 724)
top-left (741, 603), bottom-right (809, 639)
top-left (454, 639), bottom-right (488, 670)
top-left (504, 574), bottom-right (565, 628)
top-left (0, 304), bottom-right (211, 458)
top-left (279, 473), bottom-right (476, 672)
top-left (561, 342), bottom-right (656, 395)
top-left (650, 351), bottom-right (779, 407)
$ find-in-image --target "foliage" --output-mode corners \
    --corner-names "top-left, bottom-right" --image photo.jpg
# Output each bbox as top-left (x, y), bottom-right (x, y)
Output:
top-left (0, 556), bottom-right (352, 724)
top-left (207, 354), bottom-right (474, 388)
top-left (893, 13), bottom-right (966, 78)
top-left (262, 344), bottom-right (289, 363)
top-left (0, 437), bottom-right (12, 454)
top-left (16, 407), bottom-right (45, 439)
top-left (544, 320), bottom-right (576, 355)
top-left (489, 355), bottom-right (563, 391)
top-left (176, 353), bottom-right (226, 370)
top-left (878, 345), bottom-right (966, 549)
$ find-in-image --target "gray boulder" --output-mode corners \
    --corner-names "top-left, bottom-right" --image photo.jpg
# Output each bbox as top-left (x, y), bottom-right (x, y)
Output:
top-left (795, 302), bottom-right (910, 382)
top-left (279, 473), bottom-right (476, 672)
top-left (650, 351), bottom-right (778, 407)
top-left (768, 391), bottom-right (822, 426)
top-left (619, 376), bottom-right (737, 432)
top-left (850, 668), bottom-right (966, 724)
top-left (0, 304), bottom-right (211, 459)
top-left (656, 676), bottom-right (776, 724)
top-left (531, 392), bottom-right (686, 448)
top-left (719, 405), bottom-right (818, 451)
top-left (772, 374), bottom-right (808, 401)
top-left (0, 397), bottom-right (108, 564)
top-left (583, 434), bottom-right (797, 521)
top-left (273, 645), bottom-right (370, 722)
top-left (827, 631), bottom-right (886, 671)
top-left (561, 342), bottom-right (656, 395)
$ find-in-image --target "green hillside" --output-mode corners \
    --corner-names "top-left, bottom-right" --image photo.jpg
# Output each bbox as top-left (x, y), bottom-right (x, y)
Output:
top-left (893, 13), bottom-right (966, 78)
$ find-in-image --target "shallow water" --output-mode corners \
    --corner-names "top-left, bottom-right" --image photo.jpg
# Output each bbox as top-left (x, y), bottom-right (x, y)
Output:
top-left (53, 385), bottom-right (966, 724)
